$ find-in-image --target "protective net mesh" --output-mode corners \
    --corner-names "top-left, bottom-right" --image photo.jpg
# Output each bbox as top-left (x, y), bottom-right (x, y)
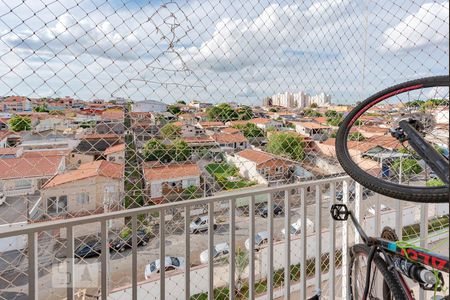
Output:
top-left (0, 0), bottom-right (448, 299)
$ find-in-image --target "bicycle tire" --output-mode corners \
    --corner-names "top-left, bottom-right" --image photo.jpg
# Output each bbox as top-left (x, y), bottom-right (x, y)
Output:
top-left (336, 76), bottom-right (449, 203)
top-left (349, 244), bottom-right (408, 300)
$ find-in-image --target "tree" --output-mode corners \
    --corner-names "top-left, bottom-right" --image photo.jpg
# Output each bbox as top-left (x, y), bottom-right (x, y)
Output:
top-left (49, 110), bottom-right (64, 115)
top-left (303, 108), bottom-right (322, 117)
top-left (9, 115), bottom-right (31, 131)
top-left (348, 132), bottom-right (365, 141)
top-left (426, 178), bottom-right (445, 187)
top-left (176, 100), bottom-right (186, 105)
top-left (232, 123), bottom-right (263, 138)
top-left (33, 104), bottom-right (49, 112)
top-left (167, 105), bottom-right (181, 115)
top-left (160, 123), bottom-right (181, 139)
top-left (267, 132), bottom-right (305, 160)
top-left (236, 105), bottom-right (253, 120)
top-left (207, 103), bottom-right (238, 122)
top-left (269, 108), bottom-right (278, 112)
top-left (392, 158), bottom-right (423, 181)
top-left (325, 112), bottom-right (344, 126)
top-left (310, 103), bottom-right (318, 108)
top-left (169, 140), bottom-right (191, 162)
top-left (324, 110), bottom-right (338, 117)
top-left (234, 247), bottom-right (249, 297)
top-left (143, 139), bottom-right (168, 162)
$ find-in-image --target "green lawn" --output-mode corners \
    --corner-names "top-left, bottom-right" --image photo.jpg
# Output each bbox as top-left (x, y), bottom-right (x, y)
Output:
top-left (205, 163), bottom-right (255, 190)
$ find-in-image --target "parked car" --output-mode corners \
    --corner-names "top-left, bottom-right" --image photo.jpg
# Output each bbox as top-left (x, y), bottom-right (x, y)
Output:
top-left (74, 239), bottom-right (102, 259)
top-left (367, 204), bottom-right (390, 216)
top-left (336, 185), bottom-right (374, 201)
top-left (144, 256), bottom-right (185, 279)
top-left (109, 229), bottom-right (150, 252)
top-left (200, 242), bottom-right (230, 264)
top-left (0, 193), bottom-right (5, 205)
top-left (245, 231), bottom-right (270, 251)
top-left (256, 204), bottom-right (283, 218)
top-left (189, 216), bottom-right (217, 234)
top-left (281, 217), bottom-right (314, 237)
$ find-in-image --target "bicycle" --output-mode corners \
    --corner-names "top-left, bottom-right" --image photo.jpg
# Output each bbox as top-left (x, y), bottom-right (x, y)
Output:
top-left (330, 203), bottom-right (448, 299)
top-left (333, 75), bottom-right (449, 299)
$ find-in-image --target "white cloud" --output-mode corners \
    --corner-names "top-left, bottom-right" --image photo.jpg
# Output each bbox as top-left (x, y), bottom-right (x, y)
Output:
top-left (380, 1), bottom-right (449, 52)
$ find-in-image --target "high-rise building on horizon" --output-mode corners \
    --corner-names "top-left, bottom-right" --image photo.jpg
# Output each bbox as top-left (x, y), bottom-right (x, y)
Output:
top-left (265, 91), bottom-right (331, 108)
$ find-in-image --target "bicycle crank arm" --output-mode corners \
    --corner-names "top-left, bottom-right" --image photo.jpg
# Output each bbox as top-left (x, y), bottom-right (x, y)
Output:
top-left (399, 120), bottom-right (449, 184)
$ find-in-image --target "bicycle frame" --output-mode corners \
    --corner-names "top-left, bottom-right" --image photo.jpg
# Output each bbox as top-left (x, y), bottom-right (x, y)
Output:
top-left (331, 204), bottom-right (449, 299)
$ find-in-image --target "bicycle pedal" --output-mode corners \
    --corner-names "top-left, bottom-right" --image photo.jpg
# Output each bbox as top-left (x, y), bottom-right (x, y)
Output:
top-left (330, 204), bottom-right (349, 221)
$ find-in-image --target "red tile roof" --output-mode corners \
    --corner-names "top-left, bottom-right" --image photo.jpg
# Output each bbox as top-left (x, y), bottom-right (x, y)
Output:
top-left (198, 121), bottom-right (224, 127)
top-left (221, 127), bottom-right (241, 134)
top-left (211, 133), bottom-right (248, 143)
top-left (295, 122), bottom-right (331, 129)
top-left (0, 156), bottom-right (63, 180)
top-left (104, 143), bottom-right (125, 155)
top-left (143, 164), bottom-right (201, 182)
top-left (43, 160), bottom-right (123, 188)
top-left (236, 149), bottom-right (275, 164)
top-left (22, 149), bottom-right (71, 158)
top-left (250, 118), bottom-right (272, 124)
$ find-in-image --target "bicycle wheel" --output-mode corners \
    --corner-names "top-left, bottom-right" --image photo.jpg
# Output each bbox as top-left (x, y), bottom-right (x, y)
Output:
top-left (336, 76), bottom-right (449, 203)
top-left (349, 244), bottom-right (408, 300)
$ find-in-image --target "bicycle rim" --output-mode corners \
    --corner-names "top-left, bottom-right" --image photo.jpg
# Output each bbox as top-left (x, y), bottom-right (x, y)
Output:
top-left (336, 76), bottom-right (449, 203)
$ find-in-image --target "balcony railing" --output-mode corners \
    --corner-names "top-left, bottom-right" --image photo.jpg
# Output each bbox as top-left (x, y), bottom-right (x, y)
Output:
top-left (0, 176), bottom-right (447, 300)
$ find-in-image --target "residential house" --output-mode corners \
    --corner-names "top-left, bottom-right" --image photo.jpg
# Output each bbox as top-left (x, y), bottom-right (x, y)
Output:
top-left (74, 134), bottom-right (122, 159)
top-left (143, 163), bottom-right (201, 204)
top-left (294, 122), bottom-right (331, 141)
top-left (250, 118), bottom-right (283, 131)
top-left (132, 100), bottom-right (168, 113)
top-left (0, 130), bottom-right (21, 147)
top-left (188, 101), bottom-right (213, 109)
top-left (40, 161), bottom-right (124, 237)
top-left (0, 155), bottom-right (65, 197)
top-left (172, 122), bottom-right (205, 138)
top-left (353, 126), bottom-right (388, 138)
top-left (197, 121), bottom-right (226, 132)
top-left (104, 143), bottom-right (125, 164)
top-left (211, 133), bottom-right (248, 152)
top-left (0, 96), bottom-right (32, 112)
top-left (0, 147), bottom-right (21, 158)
top-left (227, 149), bottom-right (297, 185)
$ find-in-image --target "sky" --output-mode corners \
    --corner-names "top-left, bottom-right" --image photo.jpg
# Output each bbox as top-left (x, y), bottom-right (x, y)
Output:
top-left (0, 0), bottom-right (448, 105)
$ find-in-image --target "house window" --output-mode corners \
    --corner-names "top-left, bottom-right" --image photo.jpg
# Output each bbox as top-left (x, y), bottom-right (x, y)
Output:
top-left (276, 166), bottom-right (284, 174)
top-left (58, 196), bottom-right (68, 213)
top-left (15, 179), bottom-right (32, 190)
top-left (77, 193), bottom-right (89, 204)
top-left (47, 197), bottom-right (57, 214)
top-left (47, 196), bottom-right (68, 214)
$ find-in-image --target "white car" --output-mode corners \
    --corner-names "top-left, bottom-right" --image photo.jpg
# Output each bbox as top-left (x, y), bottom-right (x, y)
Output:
top-left (367, 204), bottom-right (390, 216)
top-left (144, 256), bottom-right (185, 279)
top-left (200, 242), bottom-right (230, 264)
top-left (0, 193), bottom-right (5, 206)
top-left (245, 231), bottom-right (270, 251)
top-left (281, 218), bottom-right (314, 237)
top-left (189, 216), bottom-right (217, 234)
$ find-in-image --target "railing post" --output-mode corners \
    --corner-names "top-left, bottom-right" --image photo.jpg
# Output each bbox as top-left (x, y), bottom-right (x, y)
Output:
top-left (419, 203), bottom-right (429, 300)
top-left (28, 231), bottom-right (38, 300)
top-left (208, 202), bottom-right (214, 300)
top-left (341, 180), bottom-right (349, 300)
top-left (229, 199), bottom-right (236, 300)
top-left (66, 226), bottom-right (74, 300)
top-left (267, 192), bottom-right (274, 300)
top-left (185, 206), bottom-right (191, 300)
top-left (300, 187), bottom-right (307, 300)
top-left (159, 210), bottom-right (165, 300)
top-left (354, 182), bottom-right (362, 245)
top-left (395, 201), bottom-right (403, 239)
top-left (131, 215), bottom-right (138, 300)
top-left (314, 185), bottom-right (322, 292)
top-left (249, 195), bottom-right (255, 299)
top-left (328, 182), bottom-right (336, 300)
top-left (101, 220), bottom-right (109, 300)
top-left (284, 190), bottom-right (291, 300)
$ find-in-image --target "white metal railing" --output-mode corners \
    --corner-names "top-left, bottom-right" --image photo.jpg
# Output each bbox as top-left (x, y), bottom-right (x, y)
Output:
top-left (0, 176), bottom-right (446, 300)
